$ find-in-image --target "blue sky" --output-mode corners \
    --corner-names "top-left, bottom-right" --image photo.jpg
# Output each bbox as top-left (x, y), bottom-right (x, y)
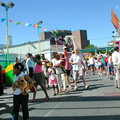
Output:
top-left (0, 0), bottom-right (120, 47)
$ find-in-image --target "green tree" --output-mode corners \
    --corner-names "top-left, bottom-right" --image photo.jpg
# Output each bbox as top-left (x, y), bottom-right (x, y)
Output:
top-left (85, 44), bottom-right (97, 49)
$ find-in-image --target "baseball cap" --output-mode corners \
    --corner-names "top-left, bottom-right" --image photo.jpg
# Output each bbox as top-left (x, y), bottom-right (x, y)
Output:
top-left (63, 46), bottom-right (67, 49)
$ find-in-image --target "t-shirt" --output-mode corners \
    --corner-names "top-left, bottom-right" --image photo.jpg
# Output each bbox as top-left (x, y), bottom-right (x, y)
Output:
top-left (89, 57), bottom-right (95, 64)
top-left (64, 53), bottom-right (71, 70)
top-left (112, 51), bottom-right (118, 65)
top-left (69, 54), bottom-right (82, 71)
top-left (26, 58), bottom-right (34, 72)
top-left (48, 68), bottom-right (57, 80)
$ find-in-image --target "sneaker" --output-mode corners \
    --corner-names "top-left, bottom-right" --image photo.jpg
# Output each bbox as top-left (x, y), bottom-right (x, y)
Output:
top-left (100, 74), bottom-right (102, 76)
top-left (106, 76), bottom-right (109, 79)
top-left (85, 85), bottom-right (89, 90)
top-left (73, 86), bottom-right (78, 90)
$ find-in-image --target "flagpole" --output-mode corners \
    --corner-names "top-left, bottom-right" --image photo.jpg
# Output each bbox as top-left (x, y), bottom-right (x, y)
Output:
top-left (5, 5), bottom-right (10, 66)
top-left (37, 21), bottom-right (43, 54)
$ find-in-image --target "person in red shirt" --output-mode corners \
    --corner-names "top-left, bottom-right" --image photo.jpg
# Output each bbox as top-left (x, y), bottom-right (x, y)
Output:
top-left (104, 55), bottom-right (108, 72)
top-left (60, 54), bottom-right (66, 73)
top-left (63, 46), bottom-right (72, 90)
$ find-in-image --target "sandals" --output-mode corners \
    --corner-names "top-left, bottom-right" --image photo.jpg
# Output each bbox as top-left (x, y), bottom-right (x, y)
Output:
top-left (64, 89), bottom-right (69, 93)
top-left (69, 86), bottom-right (73, 90)
top-left (30, 99), bottom-right (36, 102)
top-left (44, 97), bottom-right (49, 100)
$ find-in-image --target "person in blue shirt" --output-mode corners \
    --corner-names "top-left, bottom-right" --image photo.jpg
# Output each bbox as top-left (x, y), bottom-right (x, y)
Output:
top-left (26, 53), bottom-right (34, 78)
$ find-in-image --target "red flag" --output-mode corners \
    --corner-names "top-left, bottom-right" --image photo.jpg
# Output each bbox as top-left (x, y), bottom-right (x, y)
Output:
top-left (33, 24), bottom-right (37, 27)
top-left (9, 20), bottom-right (12, 22)
top-left (111, 10), bottom-right (119, 30)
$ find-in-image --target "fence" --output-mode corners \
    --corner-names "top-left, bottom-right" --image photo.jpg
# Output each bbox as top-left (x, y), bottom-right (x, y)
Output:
top-left (0, 54), bottom-right (26, 68)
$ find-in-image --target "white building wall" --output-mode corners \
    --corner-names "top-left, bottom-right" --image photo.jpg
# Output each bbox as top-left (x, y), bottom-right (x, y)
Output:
top-left (2, 39), bottom-right (50, 55)
top-left (1, 39), bottom-right (65, 61)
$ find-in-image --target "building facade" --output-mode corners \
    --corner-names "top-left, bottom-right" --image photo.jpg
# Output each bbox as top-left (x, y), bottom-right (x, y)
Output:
top-left (0, 29), bottom-right (90, 62)
top-left (72, 30), bottom-right (90, 49)
top-left (41, 30), bottom-right (90, 49)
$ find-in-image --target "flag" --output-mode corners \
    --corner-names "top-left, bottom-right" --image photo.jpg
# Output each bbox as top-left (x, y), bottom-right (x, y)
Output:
top-left (9, 20), bottom-right (12, 22)
top-left (111, 10), bottom-right (119, 30)
top-left (1, 18), bottom-right (5, 22)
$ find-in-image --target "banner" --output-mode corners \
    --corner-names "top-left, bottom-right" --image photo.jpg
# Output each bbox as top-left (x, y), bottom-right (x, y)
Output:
top-left (0, 18), bottom-right (56, 34)
top-left (111, 10), bottom-right (119, 30)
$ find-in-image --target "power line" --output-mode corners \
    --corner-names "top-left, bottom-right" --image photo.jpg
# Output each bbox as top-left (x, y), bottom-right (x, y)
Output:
top-left (89, 37), bottom-right (112, 41)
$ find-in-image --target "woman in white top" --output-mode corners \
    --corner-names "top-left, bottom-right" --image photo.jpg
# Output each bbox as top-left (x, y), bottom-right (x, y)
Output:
top-left (89, 54), bottom-right (95, 75)
top-left (52, 52), bottom-right (68, 94)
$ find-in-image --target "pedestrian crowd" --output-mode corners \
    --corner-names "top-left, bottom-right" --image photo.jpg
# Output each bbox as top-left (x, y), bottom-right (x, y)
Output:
top-left (1, 45), bottom-right (120, 120)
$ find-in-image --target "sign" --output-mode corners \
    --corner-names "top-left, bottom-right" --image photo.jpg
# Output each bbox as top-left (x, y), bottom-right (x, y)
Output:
top-left (50, 45), bottom-right (64, 50)
top-left (108, 41), bottom-right (115, 46)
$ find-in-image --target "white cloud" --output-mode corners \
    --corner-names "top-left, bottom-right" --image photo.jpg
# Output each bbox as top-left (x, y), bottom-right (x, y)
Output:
top-left (115, 5), bottom-right (120, 9)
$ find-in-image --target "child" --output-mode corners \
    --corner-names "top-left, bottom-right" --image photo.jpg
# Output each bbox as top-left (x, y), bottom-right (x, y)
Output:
top-left (97, 58), bottom-right (103, 76)
top-left (12, 63), bottom-right (33, 120)
top-left (48, 62), bottom-right (59, 96)
top-left (30, 54), bottom-right (49, 102)
top-left (59, 54), bottom-right (66, 73)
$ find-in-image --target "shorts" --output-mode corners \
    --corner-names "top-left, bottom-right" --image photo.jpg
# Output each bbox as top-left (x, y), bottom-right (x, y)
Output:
top-left (104, 63), bottom-right (108, 66)
top-left (73, 68), bottom-right (84, 80)
top-left (90, 64), bottom-right (94, 67)
top-left (65, 70), bottom-right (70, 76)
top-left (98, 64), bottom-right (104, 68)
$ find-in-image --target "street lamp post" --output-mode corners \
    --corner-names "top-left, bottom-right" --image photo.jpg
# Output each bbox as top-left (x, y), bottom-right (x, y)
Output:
top-left (0, 2), bottom-right (15, 66)
top-left (37, 20), bottom-right (43, 54)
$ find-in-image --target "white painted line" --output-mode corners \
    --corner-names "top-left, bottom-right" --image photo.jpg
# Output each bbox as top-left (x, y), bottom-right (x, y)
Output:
top-left (45, 102), bottom-right (61, 117)
top-left (0, 107), bottom-right (6, 111)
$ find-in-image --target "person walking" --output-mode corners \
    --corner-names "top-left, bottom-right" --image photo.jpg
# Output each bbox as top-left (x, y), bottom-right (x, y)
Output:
top-left (52, 52), bottom-right (66, 94)
top-left (63, 46), bottom-right (72, 89)
top-left (89, 53), bottom-right (95, 75)
top-left (69, 49), bottom-right (89, 90)
top-left (41, 54), bottom-right (49, 88)
top-left (112, 46), bottom-right (119, 88)
top-left (47, 62), bottom-right (59, 96)
top-left (30, 54), bottom-right (49, 102)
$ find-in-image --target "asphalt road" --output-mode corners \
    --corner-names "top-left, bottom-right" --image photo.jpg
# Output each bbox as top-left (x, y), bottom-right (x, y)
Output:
top-left (0, 71), bottom-right (120, 120)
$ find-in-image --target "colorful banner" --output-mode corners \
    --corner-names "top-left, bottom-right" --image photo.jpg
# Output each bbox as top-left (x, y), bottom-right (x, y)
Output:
top-left (0, 18), bottom-right (56, 34)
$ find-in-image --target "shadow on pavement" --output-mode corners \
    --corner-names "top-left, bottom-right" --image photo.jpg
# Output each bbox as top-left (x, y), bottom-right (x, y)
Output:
top-left (3, 115), bottom-right (120, 120)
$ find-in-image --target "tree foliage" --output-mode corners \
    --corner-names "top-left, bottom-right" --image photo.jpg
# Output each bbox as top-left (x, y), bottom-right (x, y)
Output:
top-left (85, 44), bottom-right (97, 49)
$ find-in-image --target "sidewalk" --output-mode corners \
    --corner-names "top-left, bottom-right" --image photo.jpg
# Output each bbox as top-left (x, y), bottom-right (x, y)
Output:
top-left (0, 72), bottom-right (120, 120)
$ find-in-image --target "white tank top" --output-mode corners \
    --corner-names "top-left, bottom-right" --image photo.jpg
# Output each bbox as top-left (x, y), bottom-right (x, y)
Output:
top-left (13, 72), bottom-right (25, 95)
